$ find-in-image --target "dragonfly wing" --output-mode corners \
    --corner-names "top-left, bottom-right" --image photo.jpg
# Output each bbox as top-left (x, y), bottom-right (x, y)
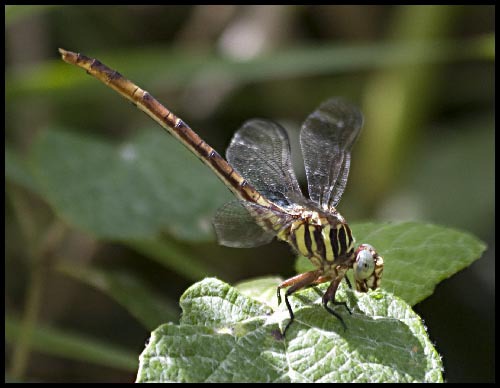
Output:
top-left (226, 119), bottom-right (303, 208)
top-left (300, 98), bottom-right (363, 210)
top-left (213, 200), bottom-right (294, 248)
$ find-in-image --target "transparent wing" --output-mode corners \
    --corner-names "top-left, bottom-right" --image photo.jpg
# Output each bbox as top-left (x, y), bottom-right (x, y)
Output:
top-left (213, 200), bottom-right (294, 248)
top-left (226, 119), bottom-right (303, 208)
top-left (300, 98), bottom-right (363, 211)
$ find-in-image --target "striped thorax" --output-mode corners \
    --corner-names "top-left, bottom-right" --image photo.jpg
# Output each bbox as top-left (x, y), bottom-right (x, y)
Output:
top-left (278, 208), bottom-right (355, 270)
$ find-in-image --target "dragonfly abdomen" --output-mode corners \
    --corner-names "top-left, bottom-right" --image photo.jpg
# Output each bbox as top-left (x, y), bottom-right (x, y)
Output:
top-left (284, 214), bottom-right (355, 267)
top-left (58, 48), bottom-right (273, 209)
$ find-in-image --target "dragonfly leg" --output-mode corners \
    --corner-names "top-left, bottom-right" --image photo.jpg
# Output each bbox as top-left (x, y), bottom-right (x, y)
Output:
top-left (344, 275), bottom-right (352, 289)
top-left (322, 278), bottom-right (351, 331)
top-left (277, 269), bottom-right (324, 336)
top-left (306, 274), bottom-right (345, 299)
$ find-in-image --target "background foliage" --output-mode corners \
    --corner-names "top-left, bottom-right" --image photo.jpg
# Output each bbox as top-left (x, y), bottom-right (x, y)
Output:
top-left (5, 5), bottom-right (494, 383)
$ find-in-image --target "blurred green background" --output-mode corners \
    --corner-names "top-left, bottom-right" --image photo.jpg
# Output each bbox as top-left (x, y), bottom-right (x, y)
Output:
top-left (5, 5), bottom-right (494, 383)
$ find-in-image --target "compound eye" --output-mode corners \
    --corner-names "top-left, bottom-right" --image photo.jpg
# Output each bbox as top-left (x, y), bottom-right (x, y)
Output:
top-left (354, 249), bottom-right (375, 280)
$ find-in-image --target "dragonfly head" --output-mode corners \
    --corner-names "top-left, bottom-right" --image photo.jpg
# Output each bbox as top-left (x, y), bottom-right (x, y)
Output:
top-left (353, 243), bottom-right (384, 292)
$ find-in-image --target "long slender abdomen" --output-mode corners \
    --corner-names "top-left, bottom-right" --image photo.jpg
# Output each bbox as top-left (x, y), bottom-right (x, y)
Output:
top-left (58, 48), bottom-right (272, 208)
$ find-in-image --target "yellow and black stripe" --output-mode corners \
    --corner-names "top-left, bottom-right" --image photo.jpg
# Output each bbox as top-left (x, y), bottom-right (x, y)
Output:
top-left (288, 218), bottom-right (355, 265)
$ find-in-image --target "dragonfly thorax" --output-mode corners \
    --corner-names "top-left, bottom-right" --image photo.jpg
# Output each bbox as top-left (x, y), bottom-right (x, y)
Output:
top-left (278, 208), bottom-right (355, 269)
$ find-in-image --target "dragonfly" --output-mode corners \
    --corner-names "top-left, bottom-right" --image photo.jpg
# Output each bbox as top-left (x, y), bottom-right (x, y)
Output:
top-left (59, 48), bottom-right (384, 336)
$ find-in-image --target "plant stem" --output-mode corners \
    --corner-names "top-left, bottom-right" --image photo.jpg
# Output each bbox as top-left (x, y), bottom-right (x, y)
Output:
top-left (7, 186), bottom-right (67, 380)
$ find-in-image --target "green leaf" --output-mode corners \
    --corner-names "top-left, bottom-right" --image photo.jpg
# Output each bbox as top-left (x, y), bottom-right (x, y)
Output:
top-left (235, 276), bottom-right (283, 310)
top-left (136, 277), bottom-right (443, 383)
top-left (56, 264), bottom-right (179, 330)
top-left (5, 315), bottom-right (137, 372)
top-left (296, 222), bottom-right (486, 306)
top-left (5, 145), bottom-right (40, 195)
top-left (31, 127), bottom-right (232, 241)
